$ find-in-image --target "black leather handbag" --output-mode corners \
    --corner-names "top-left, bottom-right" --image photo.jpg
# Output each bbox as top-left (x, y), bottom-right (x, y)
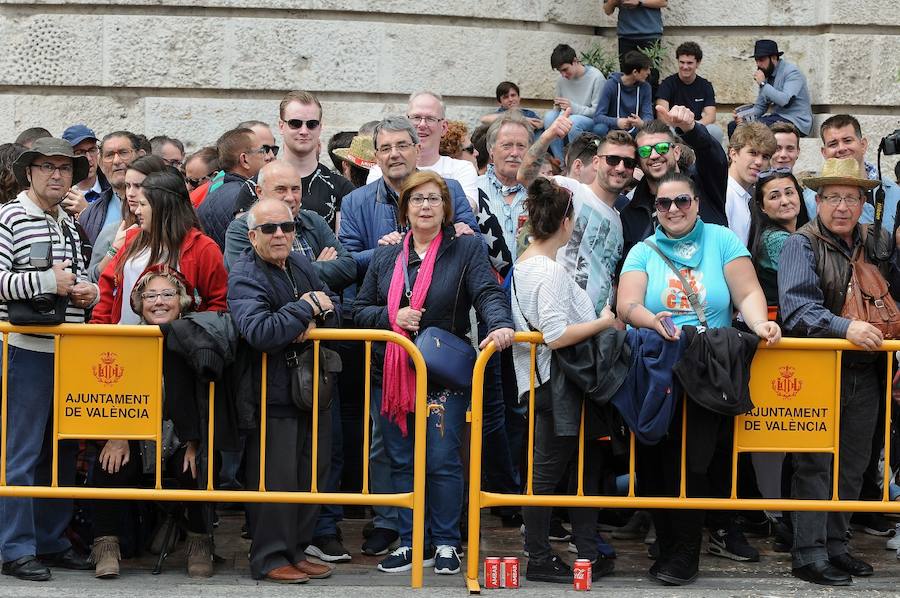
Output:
top-left (287, 343), bottom-right (342, 411)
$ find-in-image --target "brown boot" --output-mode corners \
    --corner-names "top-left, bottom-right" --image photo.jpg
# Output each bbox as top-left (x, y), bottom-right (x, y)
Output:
top-left (90, 536), bottom-right (120, 579)
top-left (186, 532), bottom-right (214, 578)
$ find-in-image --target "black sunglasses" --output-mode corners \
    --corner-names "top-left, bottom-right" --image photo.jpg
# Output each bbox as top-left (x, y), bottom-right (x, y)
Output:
top-left (253, 221), bottom-right (296, 234)
top-left (600, 155), bottom-right (638, 169)
top-left (655, 194), bottom-right (694, 212)
top-left (186, 172), bottom-right (215, 188)
top-left (261, 144), bottom-right (280, 156)
top-left (461, 144), bottom-right (476, 154)
top-left (284, 119), bottom-right (321, 130)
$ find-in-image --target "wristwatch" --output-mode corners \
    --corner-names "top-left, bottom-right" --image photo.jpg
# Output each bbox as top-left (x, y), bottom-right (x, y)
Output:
top-left (758, 80), bottom-right (766, 88)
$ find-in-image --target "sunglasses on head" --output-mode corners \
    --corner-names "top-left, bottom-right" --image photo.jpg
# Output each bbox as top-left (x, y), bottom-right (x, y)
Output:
top-left (284, 119), bottom-right (321, 131)
top-left (637, 141), bottom-right (673, 159)
top-left (758, 166), bottom-right (792, 181)
top-left (253, 221), bottom-right (296, 235)
top-left (600, 155), bottom-right (638, 169)
top-left (655, 194), bottom-right (694, 212)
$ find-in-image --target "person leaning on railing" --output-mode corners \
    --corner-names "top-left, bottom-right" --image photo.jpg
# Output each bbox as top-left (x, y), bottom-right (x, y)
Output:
top-left (89, 266), bottom-right (212, 579)
top-left (616, 171), bottom-right (780, 586)
top-left (509, 178), bottom-right (617, 584)
top-left (353, 170), bottom-right (515, 576)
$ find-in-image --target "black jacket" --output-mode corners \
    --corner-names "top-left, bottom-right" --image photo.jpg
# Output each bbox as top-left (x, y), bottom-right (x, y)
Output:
top-left (619, 123), bottom-right (728, 261)
top-left (197, 172), bottom-right (253, 251)
top-left (228, 250), bottom-right (342, 419)
top-left (353, 228), bottom-right (512, 382)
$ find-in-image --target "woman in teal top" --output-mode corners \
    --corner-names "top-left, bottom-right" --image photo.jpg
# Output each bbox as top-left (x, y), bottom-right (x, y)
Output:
top-left (616, 172), bottom-right (779, 587)
top-left (749, 170), bottom-right (806, 307)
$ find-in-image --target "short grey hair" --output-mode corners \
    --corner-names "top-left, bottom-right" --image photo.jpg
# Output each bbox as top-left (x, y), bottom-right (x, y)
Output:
top-left (246, 198), bottom-right (291, 231)
top-left (373, 116), bottom-right (419, 150)
top-left (408, 91), bottom-right (446, 118)
top-left (486, 111), bottom-right (534, 150)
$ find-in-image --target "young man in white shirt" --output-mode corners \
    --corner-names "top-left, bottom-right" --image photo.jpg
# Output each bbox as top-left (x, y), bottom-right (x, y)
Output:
top-left (725, 122), bottom-right (775, 246)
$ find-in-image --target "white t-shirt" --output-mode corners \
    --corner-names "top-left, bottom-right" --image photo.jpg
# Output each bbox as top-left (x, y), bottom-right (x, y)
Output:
top-left (553, 175), bottom-right (623, 314)
top-left (511, 255), bottom-right (596, 394)
top-left (367, 156), bottom-right (479, 209)
top-left (118, 248), bottom-right (151, 324)
top-left (725, 175), bottom-right (753, 247)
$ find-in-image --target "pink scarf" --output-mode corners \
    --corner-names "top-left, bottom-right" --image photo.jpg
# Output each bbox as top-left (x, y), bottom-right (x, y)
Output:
top-left (382, 230), bottom-right (443, 436)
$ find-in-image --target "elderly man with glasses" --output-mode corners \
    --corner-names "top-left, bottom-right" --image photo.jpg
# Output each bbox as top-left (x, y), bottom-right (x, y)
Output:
top-left (366, 91), bottom-right (479, 209)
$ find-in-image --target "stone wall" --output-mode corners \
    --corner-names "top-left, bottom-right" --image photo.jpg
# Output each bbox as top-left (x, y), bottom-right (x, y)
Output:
top-left (0, 0), bottom-right (897, 173)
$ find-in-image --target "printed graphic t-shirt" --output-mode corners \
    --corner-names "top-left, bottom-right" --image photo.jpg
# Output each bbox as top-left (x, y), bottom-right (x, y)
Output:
top-left (620, 223), bottom-right (749, 328)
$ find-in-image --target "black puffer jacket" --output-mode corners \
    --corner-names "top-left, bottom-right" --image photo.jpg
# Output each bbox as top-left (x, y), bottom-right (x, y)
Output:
top-left (353, 228), bottom-right (513, 383)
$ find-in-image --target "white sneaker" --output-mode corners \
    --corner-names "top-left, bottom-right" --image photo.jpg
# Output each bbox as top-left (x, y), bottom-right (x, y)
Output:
top-left (888, 524), bottom-right (900, 550)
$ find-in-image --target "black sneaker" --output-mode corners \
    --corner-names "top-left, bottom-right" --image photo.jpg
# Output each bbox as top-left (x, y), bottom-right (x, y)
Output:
top-left (850, 513), bottom-right (894, 537)
top-left (591, 557), bottom-right (614, 580)
top-left (736, 512), bottom-right (772, 537)
top-left (773, 519), bottom-right (793, 553)
top-left (707, 527), bottom-right (759, 562)
top-left (653, 554), bottom-right (698, 586)
top-left (525, 554), bottom-right (572, 584)
top-left (362, 527), bottom-right (400, 556)
top-left (306, 535), bottom-right (351, 562)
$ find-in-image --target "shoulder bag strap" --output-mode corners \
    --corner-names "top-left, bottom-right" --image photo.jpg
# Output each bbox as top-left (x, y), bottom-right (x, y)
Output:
top-left (510, 267), bottom-right (544, 385)
top-left (642, 240), bottom-right (708, 328)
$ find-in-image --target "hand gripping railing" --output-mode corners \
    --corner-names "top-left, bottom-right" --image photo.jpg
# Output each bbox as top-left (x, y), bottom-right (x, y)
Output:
top-left (465, 332), bottom-right (900, 593)
top-left (0, 323), bottom-right (428, 588)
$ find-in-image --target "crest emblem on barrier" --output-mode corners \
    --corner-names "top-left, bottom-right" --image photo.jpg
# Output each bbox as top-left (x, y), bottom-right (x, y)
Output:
top-left (92, 352), bottom-right (124, 385)
top-left (771, 365), bottom-right (802, 399)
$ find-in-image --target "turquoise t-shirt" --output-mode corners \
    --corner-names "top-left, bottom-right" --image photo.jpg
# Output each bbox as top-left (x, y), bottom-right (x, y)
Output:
top-left (621, 223), bottom-right (750, 329)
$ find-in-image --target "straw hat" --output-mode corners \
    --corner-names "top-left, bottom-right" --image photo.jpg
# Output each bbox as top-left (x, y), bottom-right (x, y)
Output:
top-left (333, 135), bottom-right (376, 169)
top-left (803, 157), bottom-right (880, 192)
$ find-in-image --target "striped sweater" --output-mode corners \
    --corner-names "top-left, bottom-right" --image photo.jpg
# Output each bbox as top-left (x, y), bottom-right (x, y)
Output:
top-left (0, 191), bottom-right (94, 352)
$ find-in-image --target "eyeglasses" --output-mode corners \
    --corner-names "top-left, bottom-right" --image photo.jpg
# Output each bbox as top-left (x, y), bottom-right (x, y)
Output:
top-left (600, 155), bottom-right (638, 169)
top-left (409, 193), bottom-right (443, 207)
top-left (820, 194), bottom-right (862, 208)
top-left (162, 158), bottom-right (184, 169)
top-left (284, 119), bottom-right (320, 130)
top-left (101, 148), bottom-right (135, 163)
top-left (253, 221), bottom-right (296, 234)
top-left (141, 289), bottom-right (178, 302)
top-left (244, 146), bottom-right (268, 156)
top-left (655, 194), bottom-right (694, 212)
top-left (186, 173), bottom-right (214, 188)
top-left (73, 146), bottom-right (99, 158)
top-left (376, 142), bottom-right (414, 156)
top-left (758, 166), bottom-right (792, 180)
top-left (407, 114), bottom-right (443, 125)
top-left (31, 163), bottom-right (73, 176)
top-left (461, 144), bottom-right (476, 154)
top-left (261, 144), bottom-right (280, 156)
top-left (637, 142), bottom-right (672, 159)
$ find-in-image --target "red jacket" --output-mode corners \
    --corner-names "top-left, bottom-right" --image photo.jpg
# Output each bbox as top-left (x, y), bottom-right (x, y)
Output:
top-left (91, 227), bottom-right (227, 324)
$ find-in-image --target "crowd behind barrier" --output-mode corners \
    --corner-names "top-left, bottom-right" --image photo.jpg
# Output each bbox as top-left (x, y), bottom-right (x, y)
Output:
top-left (1, 10), bottom-right (899, 590)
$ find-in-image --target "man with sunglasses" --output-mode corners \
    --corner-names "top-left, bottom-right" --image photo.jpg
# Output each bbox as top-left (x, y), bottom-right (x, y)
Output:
top-left (197, 127), bottom-right (268, 250)
top-left (519, 109), bottom-right (639, 313)
top-left (366, 91), bottom-right (479, 209)
top-left (278, 91), bottom-right (354, 233)
top-left (620, 104), bottom-right (728, 259)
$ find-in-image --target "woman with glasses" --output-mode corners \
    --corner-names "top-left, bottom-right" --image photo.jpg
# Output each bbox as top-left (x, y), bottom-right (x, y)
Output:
top-left (749, 169), bottom-right (808, 310)
top-left (439, 120), bottom-right (479, 170)
top-left (88, 155), bottom-right (167, 282)
top-left (354, 171), bottom-right (514, 576)
top-left (92, 168), bottom-right (227, 324)
top-left (511, 178), bottom-right (617, 584)
top-left (90, 266), bottom-right (215, 579)
top-left (616, 172), bottom-right (779, 586)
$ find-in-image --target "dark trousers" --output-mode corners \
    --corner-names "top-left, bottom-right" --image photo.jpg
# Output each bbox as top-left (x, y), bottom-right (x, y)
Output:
top-left (246, 411), bottom-right (331, 579)
top-left (523, 385), bottom-right (601, 562)
top-left (791, 360), bottom-right (881, 567)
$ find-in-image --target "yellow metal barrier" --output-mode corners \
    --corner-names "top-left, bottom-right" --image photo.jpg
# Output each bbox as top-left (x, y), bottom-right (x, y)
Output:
top-left (0, 323), bottom-right (428, 588)
top-left (465, 332), bottom-right (900, 593)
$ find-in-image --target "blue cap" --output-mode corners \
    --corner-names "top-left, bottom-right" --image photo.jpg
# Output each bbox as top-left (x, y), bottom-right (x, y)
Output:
top-left (61, 124), bottom-right (98, 147)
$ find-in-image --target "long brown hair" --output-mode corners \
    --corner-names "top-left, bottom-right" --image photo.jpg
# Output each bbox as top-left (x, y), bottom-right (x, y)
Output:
top-left (116, 167), bottom-right (199, 275)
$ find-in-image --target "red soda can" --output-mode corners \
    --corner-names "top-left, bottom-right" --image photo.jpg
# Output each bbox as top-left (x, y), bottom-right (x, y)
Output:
top-left (573, 559), bottom-right (592, 591)
top-left (501, 556), bottom-right (519, 588)
top-left (484, 557), bottom-right (501, 589)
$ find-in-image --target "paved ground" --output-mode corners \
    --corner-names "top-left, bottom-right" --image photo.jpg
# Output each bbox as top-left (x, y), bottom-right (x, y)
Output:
top-left (3, 509), bottom-right (900, 597)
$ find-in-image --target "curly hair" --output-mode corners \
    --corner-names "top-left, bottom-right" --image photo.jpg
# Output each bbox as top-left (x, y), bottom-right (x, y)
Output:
top-left (0, 143), bottom-right (25, 203)
top-left (440, 120), bottom-right (469, 159)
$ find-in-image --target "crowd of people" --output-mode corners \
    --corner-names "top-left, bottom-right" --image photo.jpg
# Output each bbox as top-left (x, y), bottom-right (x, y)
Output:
top-left (0, 20), bottom-right (899, 591)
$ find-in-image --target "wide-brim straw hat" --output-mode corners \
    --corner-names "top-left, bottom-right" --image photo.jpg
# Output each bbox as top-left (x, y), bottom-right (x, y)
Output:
top-left (333, 135), bottom-right (376, 169)
top-left (12, 137), bottom-right (90, 188)
top-left (803, 157), bottom-right (880, 192)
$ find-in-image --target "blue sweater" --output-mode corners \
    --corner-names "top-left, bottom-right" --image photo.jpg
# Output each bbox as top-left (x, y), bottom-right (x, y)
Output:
top-left (594, 72), bottom-right (654, 131)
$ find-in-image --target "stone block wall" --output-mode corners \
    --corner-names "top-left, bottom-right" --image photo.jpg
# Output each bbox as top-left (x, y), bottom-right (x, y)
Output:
top-left (0, 0), bottom-right (897, 174)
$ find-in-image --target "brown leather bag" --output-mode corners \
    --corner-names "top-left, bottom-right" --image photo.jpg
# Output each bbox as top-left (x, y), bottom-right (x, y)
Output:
top-left (841, 239), bottom-right (900, 339)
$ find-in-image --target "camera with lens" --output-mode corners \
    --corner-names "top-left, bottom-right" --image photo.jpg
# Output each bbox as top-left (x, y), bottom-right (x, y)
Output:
top-left (6, 241), bottom-right (67, 324)
top-left (883, 129), bottom-right (900, 156)
top-left (28, 242), bottom-right (59, 313)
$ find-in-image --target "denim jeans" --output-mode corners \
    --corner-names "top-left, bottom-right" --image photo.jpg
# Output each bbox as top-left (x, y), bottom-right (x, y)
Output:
top-left (791, 359), bottom-right (881, 567)
top-left (379, 386), bottom-right (467, 547)
top-left (543, 110), bottom-right (607, 160)
top-left (370, 385), bottom-right (398, 531)
top-left (0, 346), bottom-right (76, 562)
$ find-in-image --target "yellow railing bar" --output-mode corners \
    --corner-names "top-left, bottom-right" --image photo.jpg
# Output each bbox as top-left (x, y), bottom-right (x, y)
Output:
top-left (0, 336), bottom-right (7, 486)
top-left (51, 335), bottom-right (61, 488)
top-left (258, 353), bottom-right (268, 493)
top-left (833, 351), bottom-right (843, 500)
top-left (207, 382), bottom-right (215, 491)
top-left (627, 432), bottom-right (636, 497)
top-left (155, 336), bottom-right (163, 490)
top-left (311, 339), bottom-right (320, 493)
top-left (679, 398), bottom-right (687, 499)
top-left (362, 340), bottom-right (372, 495)
top-left (525, 342), bottom-right (537, 495)
top-left (576, 404), bottom-right (585, 497)
top-left (884, 356), bottom-right (894, 502)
